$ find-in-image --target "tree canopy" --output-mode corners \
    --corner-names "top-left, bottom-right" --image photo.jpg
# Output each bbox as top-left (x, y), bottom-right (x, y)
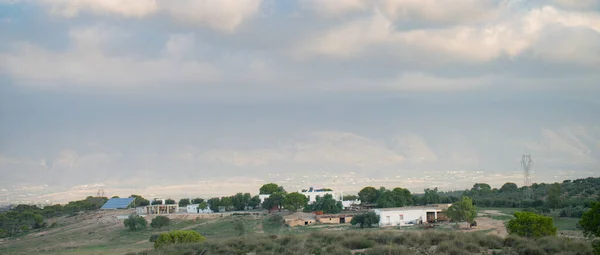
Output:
top-left (358, 186), bottom-right (378, 204)
top-left (150, 216), bottom-right (171, 229)
top-left (578, 202), bottom-right (600, 238)
top-left (259, 183), bottom-right (285, 195)
top-left (124, 214), bottom-right (147, 231)
top-left (283, 192), bottom-right (308, 212)
top-left (351, 212), bottom-right (380, 228)
top-left (444, 196), bottom-right (477, 227)
top-left (178, 198), bottom-right (190, 207)
top-left (305, 194), bottom-right (342, 214)
top-left (506, 211), bottom-right (557, 238)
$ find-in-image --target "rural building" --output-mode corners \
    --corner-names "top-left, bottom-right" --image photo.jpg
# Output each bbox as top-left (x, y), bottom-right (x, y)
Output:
top-left (299, 187), bottom-right (337, 203)
top-left (283, 212), bottom-right (316, 227)
top-left (341, 199), bottom-right (361, 210)
top-left (373, 204), bottom-right (451, 227)
top-left (136, 204), bottom-right (178, 215)
top-left (316, 214), bottom-right (354, 224)
top-left (186, 204), bottom-right (213, 214)
top-left (258, 194), bottom-right (271, 203)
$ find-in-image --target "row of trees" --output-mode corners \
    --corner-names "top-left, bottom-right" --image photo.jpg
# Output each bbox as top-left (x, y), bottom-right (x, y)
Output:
top-left (258, 184), bottom-right (343, 214)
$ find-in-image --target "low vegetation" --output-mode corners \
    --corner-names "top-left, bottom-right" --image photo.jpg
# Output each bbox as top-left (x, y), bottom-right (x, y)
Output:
top-left (124, 214), bottom-right (147, 231)
top-left (133, 230), bottom-right (593, 255)
top-left (152, 230), bottom-right (205, 248)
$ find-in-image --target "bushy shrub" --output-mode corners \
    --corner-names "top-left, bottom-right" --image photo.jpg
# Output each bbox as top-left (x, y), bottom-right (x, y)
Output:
top-left (150, 216), bottom-right (170, 229)
top-left (124, 214), bottom-right (147, 231)
top-left (506, 212), bottom-right (557, 238)
top-left (153, 230), bottom-right (205, 248)
top-left (342, 236), bottom-right (374, 249)
top-left (559, 205), bottom-right (586, 218)
top-left (350, 212), bottom-right (380, 228)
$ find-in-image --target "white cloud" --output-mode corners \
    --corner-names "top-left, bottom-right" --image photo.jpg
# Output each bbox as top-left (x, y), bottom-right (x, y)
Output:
top-left (0, 27), bottom-right (220, 88)
top-left (38, 0), bottom-right (262, 32)
top-left (292, 9), bottom-right (392, 58)
top-left (298, 0), bottom-right (368, 17)
top-left (380, 0), bottom-right (501, 25)
top-left (43, 0), bottom-right (158, 18)
top-left (160, 0), bottom-right (263, 32)
top-left (295, 5), bottom-right (600, 65)
top-left (553, 0), bottom-right (599, 9)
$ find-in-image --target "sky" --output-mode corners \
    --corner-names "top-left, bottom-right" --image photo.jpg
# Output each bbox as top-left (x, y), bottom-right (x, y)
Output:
top-left (0, 0), bottom-right (599, 204)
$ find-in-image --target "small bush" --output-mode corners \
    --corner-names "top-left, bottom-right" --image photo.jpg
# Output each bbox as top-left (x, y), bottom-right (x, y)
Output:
top-left (124, 214), bottom-right (147, 231)
top-left (514, 243), bottom-right (544, 255)
top-left (342, 236), bottom-right (374, 249)
top-left (437, 240), bottom-right (471, 255)
top-left (350, 212), bottom-right (380, 228)
top-left (150, 216), bottom-right (171, 229)
top-left (153, 230), bottom-right (205, 248)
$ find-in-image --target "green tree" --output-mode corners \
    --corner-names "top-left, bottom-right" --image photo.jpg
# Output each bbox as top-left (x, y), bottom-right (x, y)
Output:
top-left (199, 201), bottom-right (208, 210)
top-left (207, 197), bottom-right (221, 211)
top-left (221, 197), bottom-right (234, 211)
top-left (153, 230), bottom-right (205, 248)
top-left (444, 196), bottom-right (477, 228)
top-left (150, 216), bottom-right (171, 229)
top-left (578, 202), bottom-right (600, 238)
top-left (350, 212), bottom-right (380, 228)
top-left (129, 194), bottom-right (150, 207)
top-left (178, 198), bottom-right (190, 207)
top-left (259, 183), bottom-right (285, 195)
top-left (123, 214), bottom-right (147, 231)
top-left (248, 195), bottom-right (261, 209)
top-left (358, 186), bottom-right (378, 204)
top-left (283, 192), bottom-right (308, 212)
top-left (507, 211), bottom-right (557, 238)
top-left (500, 182), bottom-right (519, 193)
top-left (423, 188), bottom-right (440, 204)
top-left (191, 198), bottom-right (204, 204)
top-left (165, 198), bottom-right (176, 205)
top-left (262, 192), bottom-right (286, 211)
top-left (310, 194), bottom-right (343, 214)
top-left (547, 183), bottom-right (562, 209)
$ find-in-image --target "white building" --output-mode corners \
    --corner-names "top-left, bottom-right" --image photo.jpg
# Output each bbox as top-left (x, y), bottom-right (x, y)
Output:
top-left (299, 187), bottom-right (337, 203)
top-left (186, 204), bottom-right (213, 214)
top-left (258, 194), bottom-right (271, 203)
top-left (373, 204), bottom-right (451, 227)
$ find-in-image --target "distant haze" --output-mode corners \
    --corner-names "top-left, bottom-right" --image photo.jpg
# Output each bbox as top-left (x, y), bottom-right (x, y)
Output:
top-left (0, 0), bottom-right (599, 204)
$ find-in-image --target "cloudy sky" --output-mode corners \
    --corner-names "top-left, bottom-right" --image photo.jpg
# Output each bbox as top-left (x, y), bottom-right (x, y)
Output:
top-left (0, 0), bottom-right (599, 204)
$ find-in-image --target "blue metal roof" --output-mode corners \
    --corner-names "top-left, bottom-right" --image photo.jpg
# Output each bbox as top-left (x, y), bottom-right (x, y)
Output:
top-left (101, 198), bottom-right (135, 209)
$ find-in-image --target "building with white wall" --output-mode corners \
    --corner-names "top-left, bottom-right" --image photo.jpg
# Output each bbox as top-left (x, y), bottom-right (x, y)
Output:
top-left (186, 204), bottom-right (213, 214)
top-left (258, 194), bottom-right (271, 203)
top-left (373, 204), bottom-right (451, 227)
top-left (299, 187), bottom-right (337, 203)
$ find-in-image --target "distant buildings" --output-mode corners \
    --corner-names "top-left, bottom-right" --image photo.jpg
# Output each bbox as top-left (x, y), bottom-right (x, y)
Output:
top-left (186, 204), bottom-right (213, 214)
top-left (299, 187), bottom-right (336, 203)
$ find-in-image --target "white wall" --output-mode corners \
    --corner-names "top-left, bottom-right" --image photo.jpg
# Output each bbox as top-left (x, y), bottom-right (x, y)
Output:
top-left (299, 191), bottom-right (337, 203)
top-left (374, 208), bottom-right (435, 227)
top-left (258, 194), bottom-right (271, 203)
top-left (186, 204), bottom-right (213, 214)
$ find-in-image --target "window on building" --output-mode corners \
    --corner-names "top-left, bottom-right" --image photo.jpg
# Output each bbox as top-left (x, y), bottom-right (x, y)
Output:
top-left (399, 214), bottom-right (404, 220)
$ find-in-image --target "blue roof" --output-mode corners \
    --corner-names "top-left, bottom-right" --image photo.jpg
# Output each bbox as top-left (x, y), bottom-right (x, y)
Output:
top-left (101, 198), bottom-right (135, 209)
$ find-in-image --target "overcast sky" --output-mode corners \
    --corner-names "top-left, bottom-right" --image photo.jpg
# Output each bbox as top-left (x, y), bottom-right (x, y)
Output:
top-left (1, 0), bottom-right (599, 204)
